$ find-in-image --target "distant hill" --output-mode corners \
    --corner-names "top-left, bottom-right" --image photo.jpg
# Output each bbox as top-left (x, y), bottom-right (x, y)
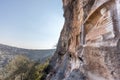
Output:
top-left (0, 44), bottom-right (55, 80)
top-left (0, 43), bottom-right (55, 69)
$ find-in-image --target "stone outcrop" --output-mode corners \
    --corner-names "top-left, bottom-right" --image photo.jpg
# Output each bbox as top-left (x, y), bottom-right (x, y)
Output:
top-left (46, 0), bottom-right (120, 80)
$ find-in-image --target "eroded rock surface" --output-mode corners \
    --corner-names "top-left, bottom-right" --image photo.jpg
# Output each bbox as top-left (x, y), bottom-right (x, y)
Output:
top-left (46, 0), bottom-right (120, 80)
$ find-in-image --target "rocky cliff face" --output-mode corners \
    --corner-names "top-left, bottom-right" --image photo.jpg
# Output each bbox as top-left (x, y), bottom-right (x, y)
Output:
top-left (47, 0), bottom-right (120, 80)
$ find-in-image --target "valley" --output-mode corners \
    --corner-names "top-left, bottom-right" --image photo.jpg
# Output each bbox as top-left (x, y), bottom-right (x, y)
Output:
top-left (0, 44), bottom-right (55, 80)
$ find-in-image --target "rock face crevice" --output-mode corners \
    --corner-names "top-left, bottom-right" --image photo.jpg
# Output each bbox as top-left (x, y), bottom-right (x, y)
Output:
top-left (46, 0), bottom-right (120, 80)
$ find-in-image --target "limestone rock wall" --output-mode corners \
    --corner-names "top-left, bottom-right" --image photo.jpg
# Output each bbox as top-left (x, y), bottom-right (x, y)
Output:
top-left (46, 0), bottom-right (120, 80)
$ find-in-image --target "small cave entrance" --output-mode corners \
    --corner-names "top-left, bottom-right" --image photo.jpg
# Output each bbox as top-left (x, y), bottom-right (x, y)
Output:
top-left (78, 56), bottom-right (84, 62)
top-left (117, 39), bottom-right (120, 49)
top-left (76, 34), bottom-right (80, 46)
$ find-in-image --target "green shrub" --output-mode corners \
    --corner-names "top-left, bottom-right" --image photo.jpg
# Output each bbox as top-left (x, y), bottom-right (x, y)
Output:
top-left (27, 59), bottom-right (50, 80)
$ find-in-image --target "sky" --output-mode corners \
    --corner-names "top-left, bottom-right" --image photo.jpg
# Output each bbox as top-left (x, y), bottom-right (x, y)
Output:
top-left (0, 0), bottom-right (64, 49)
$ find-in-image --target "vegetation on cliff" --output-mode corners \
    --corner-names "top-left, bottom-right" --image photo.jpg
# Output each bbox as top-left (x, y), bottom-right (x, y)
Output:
top-left (0, 54), bottom-right (51, 80)
top-left (27, 59), bottom-right (50, 80)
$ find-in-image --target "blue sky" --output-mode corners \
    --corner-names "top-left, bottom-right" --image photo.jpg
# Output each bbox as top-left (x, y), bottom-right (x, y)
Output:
top-left (0, 0), bottom-right (64, 49)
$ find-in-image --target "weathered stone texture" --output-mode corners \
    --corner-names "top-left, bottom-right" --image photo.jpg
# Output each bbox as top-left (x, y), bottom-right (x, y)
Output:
top-left (46, 0), bottom-right (120, 80)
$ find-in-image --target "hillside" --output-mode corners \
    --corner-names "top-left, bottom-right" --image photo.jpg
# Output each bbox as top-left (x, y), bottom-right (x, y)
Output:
top-left (0, 43), bottom-right (55, 66)
top-left (0, 44), bottom-right (55, 80)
